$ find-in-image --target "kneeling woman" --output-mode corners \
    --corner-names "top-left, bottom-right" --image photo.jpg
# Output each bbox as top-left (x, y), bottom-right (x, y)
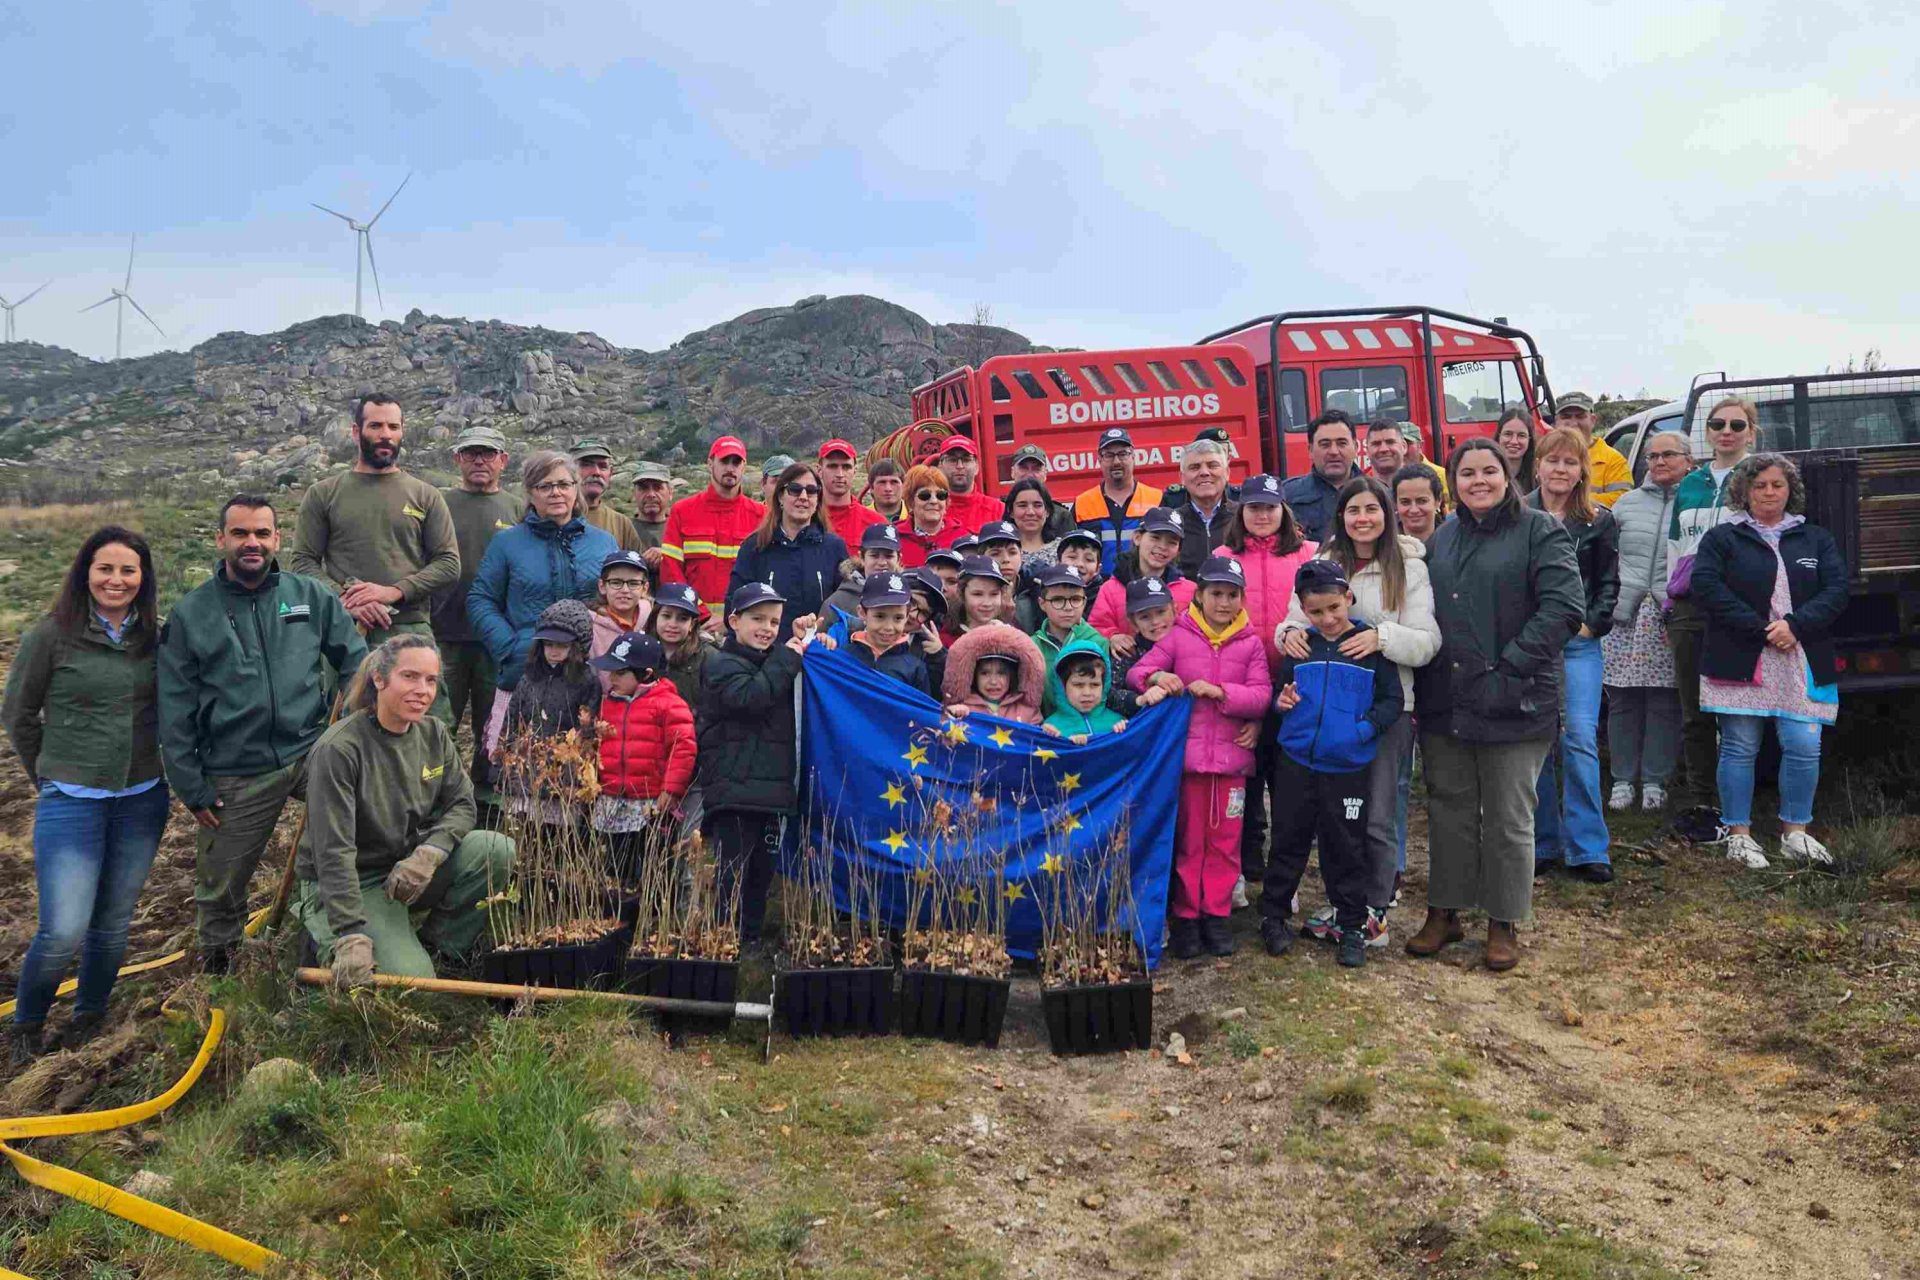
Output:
top-left (294, 635), bottom-right (515, 984)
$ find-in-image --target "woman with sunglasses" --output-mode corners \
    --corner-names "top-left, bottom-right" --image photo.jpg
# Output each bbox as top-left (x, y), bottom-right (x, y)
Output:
top-left (894, 464), bottom-right (967, 569)
top-left (1664, 396), bottom-right (1756, 811)
top-left (728, 460), bottom-right (848, 644)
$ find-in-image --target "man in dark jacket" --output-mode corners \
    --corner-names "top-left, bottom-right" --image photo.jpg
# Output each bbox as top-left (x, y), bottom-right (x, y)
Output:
top-left (1162, 438), bottom-right (1239, 575)
top-left (1281, 412), bottom-right (1362, 541)
top-left (158, 495), bottom-right (368, 972)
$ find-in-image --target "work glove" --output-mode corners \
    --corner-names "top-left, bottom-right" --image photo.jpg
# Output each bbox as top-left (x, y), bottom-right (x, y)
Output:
top-left (330, 933), bottom-right (376, 988)
top-left (383, 844), bottom-right (448, 905)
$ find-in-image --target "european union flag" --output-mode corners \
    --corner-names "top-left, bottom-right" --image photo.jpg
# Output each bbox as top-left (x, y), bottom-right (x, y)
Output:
top-left (792, 646), bottom-right (1186, 967)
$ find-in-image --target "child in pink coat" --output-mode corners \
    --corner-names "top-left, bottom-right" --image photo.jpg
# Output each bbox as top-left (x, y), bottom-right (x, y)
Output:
top-left (1128, 554), bottom-right (1273, 959)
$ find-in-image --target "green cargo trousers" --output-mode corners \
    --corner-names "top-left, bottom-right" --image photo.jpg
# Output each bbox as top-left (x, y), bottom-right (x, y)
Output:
top-left (293, 830), bottom-right (515, 979)
top-left (195, 760), bottom-right (307, 953)
top-left (437, 638), bottom-right (499, 791)
top-left (366, 620), bottom-right (454, 727)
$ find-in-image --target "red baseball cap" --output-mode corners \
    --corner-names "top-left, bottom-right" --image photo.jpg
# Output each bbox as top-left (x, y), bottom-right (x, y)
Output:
top-left (818, 438), bottom-right (857, 460)
top-left (708, 436), bottom-right (747, 461)
top-left (937, 435), bottom-right (978, 457)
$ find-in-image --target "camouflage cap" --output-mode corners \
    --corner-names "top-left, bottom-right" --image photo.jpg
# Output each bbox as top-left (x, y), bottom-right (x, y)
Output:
top-left (1555, 392), bottom-right (1595, 414)
top-left (761, 454), bottom-right (797, 477)
top-left (452, 424), bottom-right (508, 452)
top-left (1010, 443), bottom-right (1049, 465)
top-left (571, 437), bottom-right (615, 461)
top-left (629, 461), bottom-right (672, 484)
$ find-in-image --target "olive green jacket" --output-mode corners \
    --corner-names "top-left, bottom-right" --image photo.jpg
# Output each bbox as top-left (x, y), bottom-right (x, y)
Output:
top-left (3, 614), bottom-right (162, 790)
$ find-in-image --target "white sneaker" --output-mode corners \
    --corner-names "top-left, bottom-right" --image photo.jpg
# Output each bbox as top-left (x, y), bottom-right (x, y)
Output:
top-left (1779, 831), bottom-right (1833, 866)
top-left (1608, 782), bottom-right (1636, 812)
top-left (1230, 877), bottom-right (1250, 910)
top-left (1641, 785), bottom-right (1667, 811)
top-left (1724, 833), bottom-right (1769, 869)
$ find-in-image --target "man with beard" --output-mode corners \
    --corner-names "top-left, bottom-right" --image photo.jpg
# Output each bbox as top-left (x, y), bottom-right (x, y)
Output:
top-left (573, 438), bottom-right (644, 552)
top-left (1070, 427), bottom-right (1164, 574)
top-left (660, 435), bottom-right (767, 629)
top-left (818, 438), bottom-right (885, 547)
top-left (630, 461), bottom-right (674, 565)
top-left (292, 393), bottom-right (459, 718)
top-left (159, 494), bottom-right (367, 972)
top-left (434, 426), bottom-right (520, 792)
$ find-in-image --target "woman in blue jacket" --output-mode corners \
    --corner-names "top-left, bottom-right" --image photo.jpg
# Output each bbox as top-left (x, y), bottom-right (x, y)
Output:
top-left (1691, 454), bottom-right (1848, 871)
top-left (468, 451), bottom-right (618, 752)
top-left (727, 460), bottom-right (848, 643)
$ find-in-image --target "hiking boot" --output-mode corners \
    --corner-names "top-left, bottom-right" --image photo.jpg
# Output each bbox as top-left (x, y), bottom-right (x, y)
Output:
top-left (1405, 908), bottom-right (1464, 957)
top-left (1168, 917), bottom-right (1203, 961)
top-left (1485, 920), bottom-right (1519, 972)
top-left (1570, 862), bottom-right (1615, 885)
top-left (1724, 833), bottom-right (1769, 869)
top-left (200, 945), bottom-right (234, 976)
top-left (1302, 905), bottom-right (1339, 943)
top-left (1779, 831), bottom-right (1833, 866)
top-left (1641, 785), bottom-right (1668, 811)
top-left (9, 1023), bottom-right (43, 1070)
top-left (62, 1011), bottom-right (106, 1050)
top-left (1608, 781), bottom-right (1636, 812)
top-left (1260, 919), bottom-right (1296, 957)
top-left (1533, 859), bottom-right (1560, 879)
top-left (1199, 915), bottom-right (1236, 957)
top-left (1337, 931), bottom-right (1368, 969)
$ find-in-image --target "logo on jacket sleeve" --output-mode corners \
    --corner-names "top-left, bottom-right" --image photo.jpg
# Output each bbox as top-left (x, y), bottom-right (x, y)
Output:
top-left (402, 504), bottom-right (427, 520)
top-left (421, 763), bottom-right (445, 781)
top-left (277, 601), bottom-right (311, 622)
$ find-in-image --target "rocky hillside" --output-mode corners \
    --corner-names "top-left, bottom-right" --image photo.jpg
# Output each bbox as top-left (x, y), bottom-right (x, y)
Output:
top-left (0, 295), bottom-right (1043, 490)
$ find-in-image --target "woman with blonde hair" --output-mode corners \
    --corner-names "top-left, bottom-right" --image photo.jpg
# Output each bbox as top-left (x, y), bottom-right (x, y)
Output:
top-left (1525, 427), bottom-right (1620, 882)
top-left (894, 463), bottom-right (966, 567)
top-left (293, 634), bottom-right (515, 986)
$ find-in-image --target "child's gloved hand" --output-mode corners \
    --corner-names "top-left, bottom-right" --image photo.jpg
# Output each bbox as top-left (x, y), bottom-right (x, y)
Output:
top-left (1276, 682), bottom-right (1301, 712)
top-left (1280, 628), bottom-right (1311, 660)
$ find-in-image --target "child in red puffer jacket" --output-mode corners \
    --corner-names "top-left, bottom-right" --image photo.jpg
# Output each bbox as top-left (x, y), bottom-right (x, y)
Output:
top-left (590, 630), bottom-right (697, 883)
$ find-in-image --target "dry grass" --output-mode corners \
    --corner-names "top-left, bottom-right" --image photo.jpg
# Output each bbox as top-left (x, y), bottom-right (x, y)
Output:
top-left (0, 501), bottom-right (140, 532)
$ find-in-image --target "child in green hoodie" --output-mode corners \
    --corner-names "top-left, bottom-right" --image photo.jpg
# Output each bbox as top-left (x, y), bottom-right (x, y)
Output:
top-left (1042, 645), bottom-right (1129, 742)
top-left (1029, 563), bottom-right (1109, 715)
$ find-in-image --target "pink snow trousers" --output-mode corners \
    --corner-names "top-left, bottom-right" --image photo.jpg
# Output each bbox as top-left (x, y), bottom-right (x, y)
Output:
top-left (1172, 772), bottom-right (1245, 920)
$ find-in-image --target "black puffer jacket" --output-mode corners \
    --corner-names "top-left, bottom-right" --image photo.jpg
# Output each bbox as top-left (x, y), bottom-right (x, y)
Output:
top-left (1525, 492), bottom-right (1622, 637)
top-left (1415, 501), bottom-right (1585, 743)
top-left (1167, 498), bottom-right (1238, 577)
top-left (696, 639), bottom-right (802, 815)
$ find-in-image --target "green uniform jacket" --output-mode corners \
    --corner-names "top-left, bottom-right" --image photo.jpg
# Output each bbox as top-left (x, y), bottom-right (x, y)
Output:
top-left (433, 488), bottom-right (523, 642)
top-left (585, 503), bottom-right (644, 553)
top-left (157, 563), bottom-right (368, 810)
top-left (3, 614), bottom-right (162, 791)
top-left (291, 470), bottom-right (461, 625)
top-left (296, 711), bottom-right (476, 939)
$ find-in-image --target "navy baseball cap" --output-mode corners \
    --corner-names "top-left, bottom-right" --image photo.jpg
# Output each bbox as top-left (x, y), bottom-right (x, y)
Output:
top-left (1294, 559), bottom-right (1351, 598)
top-left (958, 555), bottom-right (1009, 585)
top-left (859, 523), bottom-right (902, 552)
top-left (653, 582), bottom-right (701, 617)
top-left (926, 546), bottom-right (965, 569)
top-left (860, 572), bottom-right (913, 608)
top-left (1138, 507), bottom-right (1184, 538)
top-left (728, 581), bottom-right (786, 613)
top-left (600, 549), bottom-right (648, 578)
top-left (591, 631), bottom-right (665, 673)
top-left (1196, 554), bottom-right (1247, 589)
top-left (1097, 427), bottom-right (1134, 452)
top-left (976, 519), bottom-right (1020, 546)
top-left (1037, 563), bottom-right (1089, 593)
top-left (1125, 576), bottom-right (1176, 615)
top-left (906, 567), bottom-right (949, 617)
top-left (952, 534), bottom-right (981, 555)
top-left (1056, 528), bottom-right (1100, 554)
top-left (1240, 473), bottom-right (1285, 506)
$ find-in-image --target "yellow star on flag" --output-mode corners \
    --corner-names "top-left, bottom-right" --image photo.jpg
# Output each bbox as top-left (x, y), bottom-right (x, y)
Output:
top-left (1056, 812), bottom-right (1082, 835)
top-left (881, 781), bottom-right (907, 808)
top-left (1039, 852), bottom-right (1065, 876)
top-left (881, 830), bottom-right (908, 855)
top-left (1003, 882), bottom-right (1026, 903)
top-left (943, 719), bottom-right (969, 745)
top-left (1059, 771), bottom-right (1082, 795)
top-left (1032, 747), bottom-right (1058, 763)
top-left (903, 743), bottom-right (929, 770)
top-left (989, 725), bottom-right (1015, 749)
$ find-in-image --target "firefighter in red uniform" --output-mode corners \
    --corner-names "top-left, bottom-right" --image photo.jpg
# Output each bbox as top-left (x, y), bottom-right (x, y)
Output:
top-left (658, 436), bottom-right (767, 631)
top-left (936, 436), bottom-right (1004, 535)
top-left (818, 438), bottom-right (886, 548)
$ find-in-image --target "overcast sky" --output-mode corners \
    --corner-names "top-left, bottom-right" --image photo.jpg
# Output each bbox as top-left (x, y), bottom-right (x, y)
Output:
top-left (3, 1), bottom-right (1914, 396)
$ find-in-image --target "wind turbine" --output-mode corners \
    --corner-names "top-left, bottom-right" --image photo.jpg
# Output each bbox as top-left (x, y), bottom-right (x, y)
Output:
top-left (312, 173), bottom-right (410, 318)
top-left (80, 236), bottom-right (165, 361)
top-left (1, 282), bottom-right (51, 343)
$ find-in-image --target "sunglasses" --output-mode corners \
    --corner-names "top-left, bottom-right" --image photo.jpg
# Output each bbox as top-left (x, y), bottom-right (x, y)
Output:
top-left (784, 482), bottom-right (822, 497)
top-left (913, 489), bottom-right (949, 502)
top-left (1707, 417), bottom-right (1750, 431)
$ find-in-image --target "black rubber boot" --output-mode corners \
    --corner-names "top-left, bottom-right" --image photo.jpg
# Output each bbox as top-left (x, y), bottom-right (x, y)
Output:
top-left (200, 945), bottom-right (234, 976)
top-left (1260, 919), bottom-right (1296, 957)
top-left (9, 1023), bottom-right (44, 1070)
top-left (63, 1011), bottom-right (106, 1050)
top-left (1337, 931), bottom-right (1368, 969)
top-left (1168, 917), bottom-right (1203, 961)
top-left (1199, 915), bottom-right (1236, 957)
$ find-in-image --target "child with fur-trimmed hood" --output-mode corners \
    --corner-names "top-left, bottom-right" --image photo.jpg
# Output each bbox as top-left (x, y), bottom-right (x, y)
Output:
top-left (941, 623), bottom-right (1047, 725)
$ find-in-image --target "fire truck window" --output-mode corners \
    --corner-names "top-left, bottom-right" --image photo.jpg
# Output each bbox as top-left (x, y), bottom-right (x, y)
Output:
top-left (1180, 359), bottom-right (1215, 389)
top-left (1147, 360), bottom-right (1180, 391)
top-left (1046, 367), bottom-right (1083, 397)
top-left (1079, 364), bottom-right (1116, 395)
top-left (1211, 357), bottom-right (1247, 387)
top-left (990, 375), bottom-right (1012, 403)
top-left (1442, 360), bottom-right (1527, 423)
top-left (1114, 362), bottom-right (1149, 393)
top-left (994, 413), bottom-right (1016, 444)
top-left (1319, 366), bottom-right (1408, 423)
top-left (1279, 368), bottom-right (1308, 433)
top-left (1011, 370), bottom-right (1048, 399)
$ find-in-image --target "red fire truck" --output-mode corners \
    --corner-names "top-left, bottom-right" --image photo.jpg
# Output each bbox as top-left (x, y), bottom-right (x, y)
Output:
top-left (894, 307), bottom-right (1556, 497)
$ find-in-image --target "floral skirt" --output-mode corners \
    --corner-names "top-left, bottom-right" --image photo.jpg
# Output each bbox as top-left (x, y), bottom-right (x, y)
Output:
top-left (1601, 597), bottom-right (1675, 688)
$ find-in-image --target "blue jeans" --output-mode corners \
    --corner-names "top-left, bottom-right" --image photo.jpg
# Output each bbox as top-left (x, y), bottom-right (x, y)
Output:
top-left (12, 783), bottom-right (170, 1027)
top-left (1717, 715), bottom-right (1822, 827)
top-left (1535, 637), bottom-right (1610, 867)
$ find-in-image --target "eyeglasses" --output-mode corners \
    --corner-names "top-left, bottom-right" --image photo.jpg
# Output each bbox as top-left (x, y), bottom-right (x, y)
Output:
top-left (1707, 418), bottom-right (1750, 432)
top-left (913, 489), bottom-right (949, 502)
top-left (1042, 595), bottom-right (1083, 607)
top-left (603, 577), bottom-right (648, 590)
top-left (531, 480), bottom-right (577, 494)
top-left (784, 483), bottom-right (822, 497)
top-left (1644, 450), bottom-right (1688, 462)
